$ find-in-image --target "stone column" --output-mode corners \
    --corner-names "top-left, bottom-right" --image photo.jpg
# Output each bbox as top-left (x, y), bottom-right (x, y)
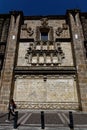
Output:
top-left (68, 10), bottom-right (87, 111)
top-left (0, 11), bottom-right (23, 111)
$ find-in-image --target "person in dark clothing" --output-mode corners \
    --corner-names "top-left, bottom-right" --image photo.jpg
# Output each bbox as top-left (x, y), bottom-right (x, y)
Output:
top-left (6, 99), bottom-right (16, 122)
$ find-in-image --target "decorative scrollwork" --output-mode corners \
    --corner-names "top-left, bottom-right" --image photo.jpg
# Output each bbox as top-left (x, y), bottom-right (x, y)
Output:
top-left (21, 24), bottom-right (34, 36)
top-left (56, 23), bottom-right (68, 36)
top-left (27, 27), bottom-right (34, 36)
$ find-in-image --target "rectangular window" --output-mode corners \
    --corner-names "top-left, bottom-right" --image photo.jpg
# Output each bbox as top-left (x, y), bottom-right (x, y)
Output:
top-left (41, 32), bottom-right (48, 41)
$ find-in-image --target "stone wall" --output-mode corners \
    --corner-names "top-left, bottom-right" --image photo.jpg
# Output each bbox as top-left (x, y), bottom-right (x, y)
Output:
top-left (0, 12), bottom-right (22, 111)
top-left (0, 10), bottom-right (87, 111)
top-left (13, 75), bottom-right (79, 110)
top-left (68, 10), bottom-right (87, 111)
top-left (20, 19), bottom-right (70, 40)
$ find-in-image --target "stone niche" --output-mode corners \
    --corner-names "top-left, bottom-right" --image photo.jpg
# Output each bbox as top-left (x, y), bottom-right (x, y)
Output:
top-left (13, 75), bottom-right (79, 110)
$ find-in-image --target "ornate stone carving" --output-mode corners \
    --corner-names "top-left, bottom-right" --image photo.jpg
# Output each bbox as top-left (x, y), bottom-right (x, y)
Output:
top-left (36, 27), bottom-right (40, 41)
top-left (21, 24), bottom-right (34, 36)
top-left (25, 41), bottom-right (65, 66)
top-left (56, 23), bottom-right (68, 36)
top-left (41, 18), bottom-right (48, 27)
top-left (27, 27), bottom-right (34, 36)
top-left (56, 27), bottom-right (63, 36)
top-left (16, 102), bottom-right (79, 110)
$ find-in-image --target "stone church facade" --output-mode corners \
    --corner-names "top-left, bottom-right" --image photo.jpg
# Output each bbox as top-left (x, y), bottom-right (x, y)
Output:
top-left (0, 9), bottom-right (87, 111)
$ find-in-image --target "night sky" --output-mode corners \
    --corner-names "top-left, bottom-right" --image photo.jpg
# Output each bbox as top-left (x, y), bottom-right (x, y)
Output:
top-left (0, 0), bottom-right (87, 16)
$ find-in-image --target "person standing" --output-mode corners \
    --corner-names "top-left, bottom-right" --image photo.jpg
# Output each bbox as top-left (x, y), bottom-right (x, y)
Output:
top-left (6, 99), bottom-right (16, 122)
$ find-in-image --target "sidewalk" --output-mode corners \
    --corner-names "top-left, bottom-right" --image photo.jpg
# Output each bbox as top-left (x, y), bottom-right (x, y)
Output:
top-left (0, 126), bottom-right (87, 130)
top-left (0, 110), bottom-right (87, 130)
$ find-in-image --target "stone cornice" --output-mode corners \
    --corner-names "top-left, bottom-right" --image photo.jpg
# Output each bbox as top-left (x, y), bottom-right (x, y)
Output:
top-left (24, 15), bottom-right (66, 20)
top-left (14, 66), bottom-right (76, 74)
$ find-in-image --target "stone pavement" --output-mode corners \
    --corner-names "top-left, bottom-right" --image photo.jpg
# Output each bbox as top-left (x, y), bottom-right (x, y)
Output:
top-left (0, 110), bottom-right (87, 130)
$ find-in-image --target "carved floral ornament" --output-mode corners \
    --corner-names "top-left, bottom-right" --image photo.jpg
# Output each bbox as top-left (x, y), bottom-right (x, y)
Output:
top-left (40, 18), bottom-right (48, 27)
top-left (21, 24), bottom-right (34, 36)
top-left (56, 23), bottom-right (68, 36)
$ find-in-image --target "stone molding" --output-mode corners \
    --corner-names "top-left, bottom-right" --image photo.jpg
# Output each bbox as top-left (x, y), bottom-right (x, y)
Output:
top-left (15, 101), bottom-right (79, 110)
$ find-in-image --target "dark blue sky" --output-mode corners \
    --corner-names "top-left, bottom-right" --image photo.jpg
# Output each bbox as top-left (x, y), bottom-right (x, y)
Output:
top-left (0, 0), bottom-right (87, 16)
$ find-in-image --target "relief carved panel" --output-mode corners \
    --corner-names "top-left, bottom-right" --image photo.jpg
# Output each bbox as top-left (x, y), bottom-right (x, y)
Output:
top-left (13, 75), bottom-right (79, 109)
top-left (17, 42), bottom-right (73, 66)
top-left (25, 41), bottom-right (65, 66)
top-left (56, 23), bottom-right (68, 36)
top-left (21, 24), bottom-right (34, 37)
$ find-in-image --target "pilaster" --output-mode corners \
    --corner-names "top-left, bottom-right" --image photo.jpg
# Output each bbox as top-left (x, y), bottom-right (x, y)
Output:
top-left (0, 11), bottom-right (23, 111)
top-left (67, 9), bottom-right (87, 111)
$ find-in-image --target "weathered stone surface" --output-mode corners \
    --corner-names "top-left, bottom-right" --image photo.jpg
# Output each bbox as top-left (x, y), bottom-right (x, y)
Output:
top-left (17, 42), bottom-right (73, 66)
top-left (20, 20), bottom-right (70, 39)
top-left (0, 10), bottom-right (87, 111)
top-left (13, 75), bottom-right (78, 109)
top-left (0, 12), bottom-right (22, 111)
top-left (69, 12), bottom-right (87, 111)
